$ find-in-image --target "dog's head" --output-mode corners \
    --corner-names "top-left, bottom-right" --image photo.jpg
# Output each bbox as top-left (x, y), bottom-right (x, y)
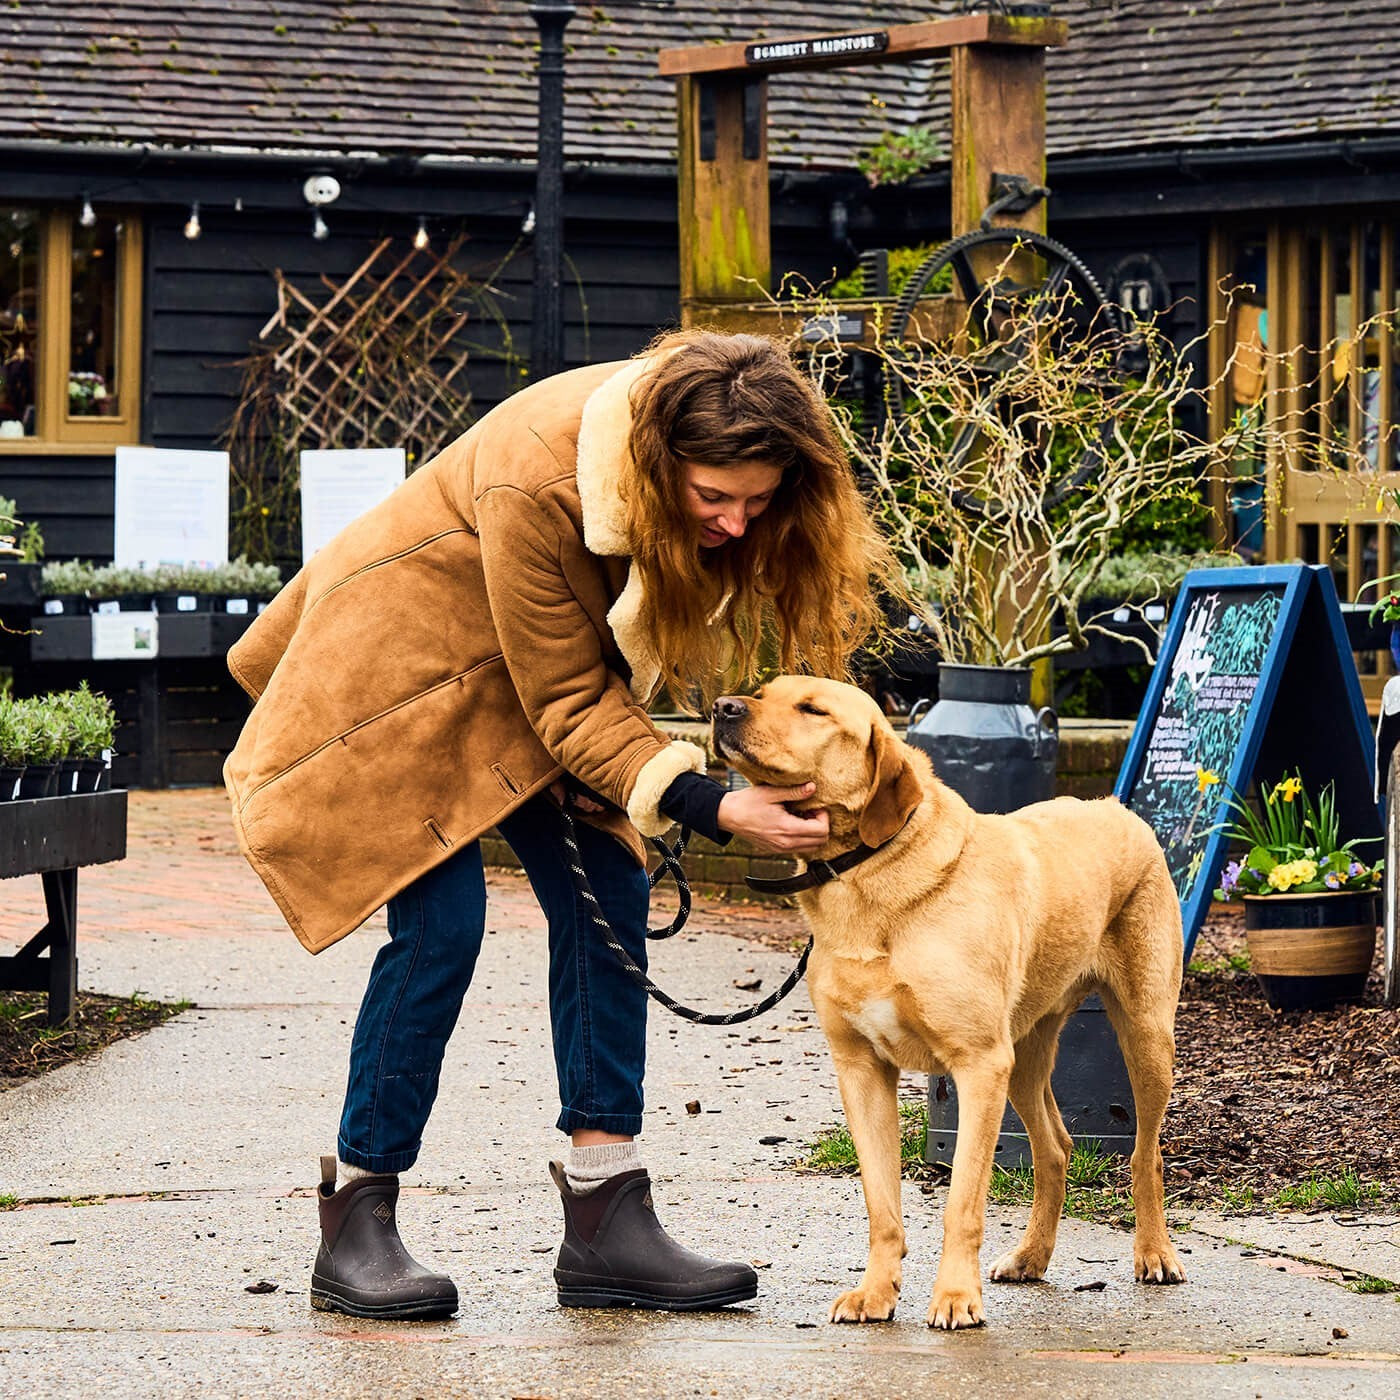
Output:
top-left (712, 676), bottom-right (923, 848)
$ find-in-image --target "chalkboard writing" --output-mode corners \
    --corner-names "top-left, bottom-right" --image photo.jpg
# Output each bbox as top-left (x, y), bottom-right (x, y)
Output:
top-left (1115, 565), bottom-right (1379, 957)
top-left (1127, 585), bottom-right (1284, 901)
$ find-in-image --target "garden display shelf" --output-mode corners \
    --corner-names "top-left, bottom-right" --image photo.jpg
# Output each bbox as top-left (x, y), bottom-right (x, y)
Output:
top-left (0, 789), bottom-right (128, 1026)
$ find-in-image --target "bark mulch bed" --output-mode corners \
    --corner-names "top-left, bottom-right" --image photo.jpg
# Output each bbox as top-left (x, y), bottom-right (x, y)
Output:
top-left (707, 899), bottom-right (1400, 1212)
top-left (0, 990), bottom-right (188, 1090)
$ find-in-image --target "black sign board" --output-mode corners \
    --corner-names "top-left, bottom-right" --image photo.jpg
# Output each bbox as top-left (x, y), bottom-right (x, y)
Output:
top-left (745, 31), bottom-right (889, 66)
top-left (1115, 565), bottom-right (1380, 957)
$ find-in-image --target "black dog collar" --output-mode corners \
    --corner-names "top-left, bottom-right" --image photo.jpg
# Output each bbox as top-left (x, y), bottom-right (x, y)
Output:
top-left (744, 841), bottom-right (888, 895)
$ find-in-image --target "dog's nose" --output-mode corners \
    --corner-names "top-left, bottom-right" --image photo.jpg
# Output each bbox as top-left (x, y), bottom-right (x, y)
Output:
top-left (713, 696), bottom-right (747, 721)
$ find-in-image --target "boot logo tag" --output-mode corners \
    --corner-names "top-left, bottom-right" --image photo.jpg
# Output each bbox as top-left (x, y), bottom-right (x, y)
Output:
top-left (373, 1201), bottom-right (393, 1225)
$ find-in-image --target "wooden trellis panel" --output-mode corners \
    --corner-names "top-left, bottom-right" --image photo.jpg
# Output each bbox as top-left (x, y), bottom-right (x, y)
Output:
top-left (258, 234), bottom-right (479, 463)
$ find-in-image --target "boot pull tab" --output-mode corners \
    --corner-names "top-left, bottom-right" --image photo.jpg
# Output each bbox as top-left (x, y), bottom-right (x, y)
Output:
top-left (320, 1154), bottom-right (337, 1195)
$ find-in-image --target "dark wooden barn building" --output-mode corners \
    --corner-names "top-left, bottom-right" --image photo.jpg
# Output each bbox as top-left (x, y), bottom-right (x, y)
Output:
top-left (4, 0), bottom-right (1398, 568)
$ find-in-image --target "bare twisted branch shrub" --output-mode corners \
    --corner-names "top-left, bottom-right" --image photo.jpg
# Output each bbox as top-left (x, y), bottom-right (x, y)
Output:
top-left (805, 282), bottom-right (1378, 669)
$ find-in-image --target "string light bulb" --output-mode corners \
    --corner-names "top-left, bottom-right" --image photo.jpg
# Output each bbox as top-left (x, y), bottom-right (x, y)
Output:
top-left (312, 210), bottom-right (330, 241)
top-left (183, 202), bottom-right (202, 240)
top-left (79, 195), bottom-right (97, 228)
top-left (413, 216), bottom-right (430, 251)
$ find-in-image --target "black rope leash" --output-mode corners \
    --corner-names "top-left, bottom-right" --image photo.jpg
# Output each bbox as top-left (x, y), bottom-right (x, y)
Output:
top-left (555, 806), bottom-right (812, 1026)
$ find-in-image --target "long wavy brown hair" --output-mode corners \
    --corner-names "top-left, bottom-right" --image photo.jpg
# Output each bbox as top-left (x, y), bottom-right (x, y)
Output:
top-left (625, 328), bottom-right (903, 709)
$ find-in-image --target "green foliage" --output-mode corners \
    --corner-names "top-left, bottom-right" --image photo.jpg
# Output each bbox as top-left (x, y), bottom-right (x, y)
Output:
top-left (1214, 771), bottom-right (1383, 898)
top-left (1272, 1171), bottom-right (1381, 1211)
top-left (802, 1102), bottom-right (928, 1172)
top-left (829, 245), bottom-right (955, 300)
top-left (1219, 1182), bottom-right (1258, 1212)
top-left (856, 124), bottom-right (942, 188)
top-left (1080, 548), bottom-right (1238, 603)
top-left (0, 1193), bottom-right (17, 1210)
top-left (1347, 1273), bottom-right (1399, 1294)
top-left (0, 685), bottom-right (114, 764)
top-left (40, 559), bottom-right (98, 597)
top-left (0, 494), bottom-right (43, 561)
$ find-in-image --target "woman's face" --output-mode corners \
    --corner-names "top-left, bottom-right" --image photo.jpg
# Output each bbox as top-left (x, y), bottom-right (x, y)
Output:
top-left (681, 460), bottom-right (784, 549)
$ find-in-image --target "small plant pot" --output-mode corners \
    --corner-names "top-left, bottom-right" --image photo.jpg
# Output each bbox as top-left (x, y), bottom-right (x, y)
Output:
top-left (1243, 890), bottom-right (1378, 1011)
top-left (152, 591), bottom-right (202, 614)
top-left (40, 594), bottom-right (90, 616)
top-left (17, 762), bottom-right (60, 799)
top-left (0, 764), bottom-right (23, 800)
top-left (117, 592), bottom-right (156, 612)
top-left (56, 757), bottom-right (84, 796)
top-left (77, 757), bottom-right (108, 792)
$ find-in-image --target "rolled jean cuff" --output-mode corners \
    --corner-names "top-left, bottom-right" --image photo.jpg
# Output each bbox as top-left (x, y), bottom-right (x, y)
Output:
top-left (337, 1138), bottom-right (420, 1176)
top-left (555, 1108), bottom-right (643, 1137)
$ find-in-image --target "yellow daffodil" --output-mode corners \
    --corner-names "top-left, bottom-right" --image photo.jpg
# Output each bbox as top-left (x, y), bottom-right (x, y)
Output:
top-left (1197, 768), bottom-right (1220, 793)
top-left (1276, 776), bottom-right (1302, 803)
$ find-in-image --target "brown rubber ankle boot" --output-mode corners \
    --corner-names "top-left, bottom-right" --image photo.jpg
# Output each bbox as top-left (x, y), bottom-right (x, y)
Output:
top-left (550, 1160), bottom-right (758, 1311)
top-left (309, 1155), bottom-right (458, 1320)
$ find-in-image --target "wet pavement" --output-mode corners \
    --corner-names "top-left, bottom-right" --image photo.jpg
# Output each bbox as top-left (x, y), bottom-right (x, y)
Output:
top-left (2, 789), bottom-right (1398, 1397)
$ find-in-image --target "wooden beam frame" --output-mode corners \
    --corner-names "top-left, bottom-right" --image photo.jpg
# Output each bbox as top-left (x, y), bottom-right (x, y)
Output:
top-left (659, 14), bottom-right (1066, 77)
top-left (663, 15), bottom-right (1064, 323)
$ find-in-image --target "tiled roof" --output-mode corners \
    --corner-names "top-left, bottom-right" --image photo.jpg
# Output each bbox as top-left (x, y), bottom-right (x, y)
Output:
top-left (1, 2), bottom-right (1396, 169)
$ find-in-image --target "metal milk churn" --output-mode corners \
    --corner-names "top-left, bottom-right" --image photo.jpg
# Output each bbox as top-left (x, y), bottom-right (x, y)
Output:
top-left (904, 663), bottom-right (1059, 814)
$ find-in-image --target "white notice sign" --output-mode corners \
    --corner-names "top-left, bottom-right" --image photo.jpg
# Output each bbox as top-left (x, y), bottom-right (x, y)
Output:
top-left (114, 447), bottom-right (229, 568)
top-left (91, 610), bottom-right (159, 660)
top-left (300, 448), bottom-right (407, 563)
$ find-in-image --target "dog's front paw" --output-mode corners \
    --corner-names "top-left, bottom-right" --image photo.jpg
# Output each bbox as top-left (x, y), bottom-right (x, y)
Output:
top-left (927, 1284), bottom-right (985, 1330)
top-left (990, 1245), bottom-right (1049, 1283)
top-left (828, 1280), bottom-right (899, 1324)
top-left (1135, 1243), bottom-right (1187, 1285)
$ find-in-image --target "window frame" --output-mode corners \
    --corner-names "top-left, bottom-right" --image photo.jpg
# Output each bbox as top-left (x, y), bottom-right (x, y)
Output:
top-left (0, 207), bottom-right (143, 454)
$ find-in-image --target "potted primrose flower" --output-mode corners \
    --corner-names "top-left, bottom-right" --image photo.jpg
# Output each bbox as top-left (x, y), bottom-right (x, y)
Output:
top-left (1213, 771), bottom-right (1383, 1010)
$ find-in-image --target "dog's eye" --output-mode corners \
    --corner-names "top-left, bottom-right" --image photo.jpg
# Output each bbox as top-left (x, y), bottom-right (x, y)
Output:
top-left (796, 701), bottom-right (827, 717)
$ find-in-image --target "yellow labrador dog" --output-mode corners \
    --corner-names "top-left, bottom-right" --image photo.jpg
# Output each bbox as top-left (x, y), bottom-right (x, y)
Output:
top-left (712, 676), bottom-right (1186, 1330)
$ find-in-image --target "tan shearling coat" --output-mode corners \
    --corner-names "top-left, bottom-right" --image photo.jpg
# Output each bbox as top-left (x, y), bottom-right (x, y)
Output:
top-left (223, 356), bottom-right (708, 954)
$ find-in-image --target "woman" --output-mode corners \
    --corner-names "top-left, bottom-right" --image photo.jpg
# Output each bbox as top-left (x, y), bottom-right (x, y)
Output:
top-left (224, 329), bottom-right (898, 1320)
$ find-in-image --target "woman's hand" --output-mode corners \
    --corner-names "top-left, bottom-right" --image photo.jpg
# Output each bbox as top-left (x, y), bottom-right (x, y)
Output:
top-left (717, 782), bottom-right (829, 855)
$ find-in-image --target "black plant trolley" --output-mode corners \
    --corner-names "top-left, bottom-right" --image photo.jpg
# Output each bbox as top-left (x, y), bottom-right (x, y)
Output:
top-left (0, 790), bottom-right (128, 1026)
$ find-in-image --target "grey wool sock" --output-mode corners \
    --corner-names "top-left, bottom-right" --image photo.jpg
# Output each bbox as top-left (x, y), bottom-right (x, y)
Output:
top-left (565, 1141), bottom-right (643, 1195)
top-left (336, 1159), bottom-right (376, 1191)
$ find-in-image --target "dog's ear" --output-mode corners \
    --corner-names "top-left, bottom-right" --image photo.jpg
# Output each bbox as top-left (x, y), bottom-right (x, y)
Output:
top-left (858, 720), bottom-right (922, 848)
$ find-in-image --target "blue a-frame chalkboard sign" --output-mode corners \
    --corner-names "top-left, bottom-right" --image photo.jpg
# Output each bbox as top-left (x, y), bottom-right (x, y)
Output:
top-left (1114, 564), bottom-right (1381, 958)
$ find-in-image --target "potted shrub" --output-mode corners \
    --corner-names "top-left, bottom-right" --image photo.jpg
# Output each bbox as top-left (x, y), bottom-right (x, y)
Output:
top-left (66, 682), bottom-right (116, 791)
top-left (149, 562), bottom-right (205, 615)
top-left (39, 559), bottom-right (97, 616)
top-left (1213, 772), bottom-right (1383, 1010)
top-left (13, 697), bottom-right (66, 798)
top-left (89, 564), bottom-right (155, 613)
top-left (0, 698), bottom-right (24, 800)
top-left (214, 555), bottom-right (282, 615)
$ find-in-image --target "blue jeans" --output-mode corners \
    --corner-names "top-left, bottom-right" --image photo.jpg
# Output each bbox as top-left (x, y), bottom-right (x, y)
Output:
top-left (337, 795), bottom-right (651, 1174)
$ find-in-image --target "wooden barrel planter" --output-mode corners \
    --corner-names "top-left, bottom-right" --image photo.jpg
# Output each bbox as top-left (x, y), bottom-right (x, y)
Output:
top-left (1243, 890), bottom-right (1378, 1011)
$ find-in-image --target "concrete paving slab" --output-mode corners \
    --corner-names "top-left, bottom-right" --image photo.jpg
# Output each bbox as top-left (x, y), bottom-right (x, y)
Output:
top-left (2, 789), bottom-right (1399, 1396)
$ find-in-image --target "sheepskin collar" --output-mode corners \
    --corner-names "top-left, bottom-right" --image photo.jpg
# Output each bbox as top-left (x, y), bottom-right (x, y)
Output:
top-left (573, 355), bottom-right (666, 702)
top-left (574, 353), bottom-right (662, 556)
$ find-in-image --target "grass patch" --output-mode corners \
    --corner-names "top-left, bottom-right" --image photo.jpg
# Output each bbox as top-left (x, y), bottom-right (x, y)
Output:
top-left (802, 1102), bottom-right (928, 1173)
top-left (1220, 1183), bottom-right (1258, 1213)
top-left (1272, 1171), bottom-right (1382, 1211)
top-left (1346, 1274), bottom-right (1399, 1294)
top-left (1186, 951), bottom-right (1251, 976)
top-left (987, 1142), bottom-right (1136, 1222)
top-left (0, 1192), bottom-right (17, 1210)
top-left (0, 990), bottom-right (190, 1084)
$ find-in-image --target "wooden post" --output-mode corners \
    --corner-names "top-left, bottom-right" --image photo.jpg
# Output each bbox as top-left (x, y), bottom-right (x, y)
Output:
top-left (950, 43), bottom-right (1049, 239)
top-left (677, 73), bottom-right (771, 324)
top-left (952, 42), bottom-right (1052, 705)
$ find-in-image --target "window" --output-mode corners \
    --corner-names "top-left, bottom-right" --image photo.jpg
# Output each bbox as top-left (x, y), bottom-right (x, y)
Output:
top-left (0, 206), bottom-right (142, 450)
